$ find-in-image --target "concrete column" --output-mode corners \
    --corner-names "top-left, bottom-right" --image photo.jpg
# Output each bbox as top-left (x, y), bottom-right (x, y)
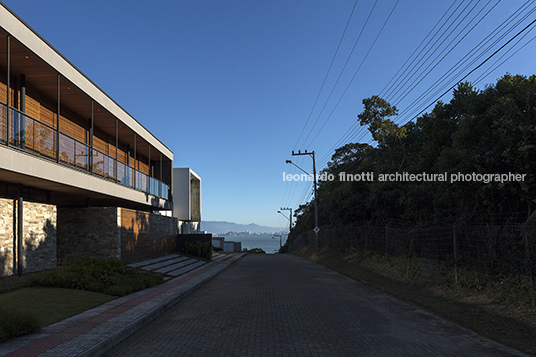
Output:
top-left (17, 184), bottom-right (23, 276)
top-left (20, 74), bottom-right (25, 149)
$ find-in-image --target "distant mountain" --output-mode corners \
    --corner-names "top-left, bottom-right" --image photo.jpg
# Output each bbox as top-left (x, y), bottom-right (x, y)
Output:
top-left (201, 221), bottom-right (286, 234)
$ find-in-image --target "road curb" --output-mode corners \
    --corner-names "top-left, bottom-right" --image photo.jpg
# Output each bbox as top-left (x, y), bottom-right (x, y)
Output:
top-left (81, 254), bottom-right (244, 357)
top-left (0, 253), bottom-right (245, 357)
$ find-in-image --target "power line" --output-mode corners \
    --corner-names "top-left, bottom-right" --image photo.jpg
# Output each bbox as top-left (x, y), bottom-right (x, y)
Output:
top-left (473, 32), bottom-right (536, 84)
top-left (285, 1), bottom-right (536, 211)
top-left (320, 8), bottom-right (536, 185)
top-left (383, 0), bottom-right (468, 102)
top-left (298, 0), bottom-right (380, 149)
top-left (390, 0), bottom-right (499, 107)
top-left (305, 0), bottom-right (400, 148)
top-left (293, 0), bottom-right (359, 151)
top-left (394, 2), bottom-right (536, 125)
top-left (379, 1), bottom-right (458, 99)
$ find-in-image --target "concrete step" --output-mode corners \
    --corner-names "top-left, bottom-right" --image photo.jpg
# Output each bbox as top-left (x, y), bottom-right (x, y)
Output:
top-left (211, 253), bottom-right (226, 261)
top-left (128, 253), bottom-right (212, 278)
top-left (128, 255), bottom-right (180, 268)
top-left (166, 261), bottom-right (207, 276)
top-left (153, 258), bottom-right (199, 274)
top-left (139, 256), bottom-right (189, 271)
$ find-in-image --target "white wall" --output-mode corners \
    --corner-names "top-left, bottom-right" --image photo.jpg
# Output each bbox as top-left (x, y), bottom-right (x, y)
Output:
top-left (172, 168), bottom-right (201, 222)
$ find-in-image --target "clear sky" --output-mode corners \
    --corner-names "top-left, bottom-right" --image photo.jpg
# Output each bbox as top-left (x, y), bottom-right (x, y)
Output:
top-left (3, 0), bottom-right (535, 229)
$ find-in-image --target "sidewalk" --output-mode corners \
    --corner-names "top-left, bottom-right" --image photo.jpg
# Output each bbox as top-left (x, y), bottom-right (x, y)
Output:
top-left (0, 252), bottom-right (245, 357)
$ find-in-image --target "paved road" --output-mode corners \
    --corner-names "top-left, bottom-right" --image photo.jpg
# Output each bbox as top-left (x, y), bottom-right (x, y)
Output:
top-left (105, 254), bottom-right (525, 357)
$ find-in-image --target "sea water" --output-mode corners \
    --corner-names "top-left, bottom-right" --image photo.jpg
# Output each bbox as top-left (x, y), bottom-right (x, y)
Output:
top-left (220, 235), bottom-right (288, 254)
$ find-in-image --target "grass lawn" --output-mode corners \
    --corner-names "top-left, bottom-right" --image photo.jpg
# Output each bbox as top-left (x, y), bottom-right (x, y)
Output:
top-left (0, 255), bottom-right (164, 342)
top-left (0, 287), bottom-right (116, 328)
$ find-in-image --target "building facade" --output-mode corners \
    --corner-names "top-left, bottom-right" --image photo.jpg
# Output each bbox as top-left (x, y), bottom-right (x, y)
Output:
top-left (172, 168), bottom-right (201, 234)
top-left (0, 3), bottom-right (177, 275)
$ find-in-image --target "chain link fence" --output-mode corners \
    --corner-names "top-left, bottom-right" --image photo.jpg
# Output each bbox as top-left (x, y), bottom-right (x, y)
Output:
top-left (291, 215), bottom-right (535, 304)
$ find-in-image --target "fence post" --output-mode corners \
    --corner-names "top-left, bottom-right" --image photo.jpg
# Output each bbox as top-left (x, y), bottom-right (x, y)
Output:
top-left (365, 222), bottom-right (369, 248)
top-left (524, 229), bottom-right (535, 308)
top-left (385, 223), bottom-right (390, 258)
top-left (406, 227), bottom-right (415, 280)
top-left (453, 224), bottom-right (458, 286)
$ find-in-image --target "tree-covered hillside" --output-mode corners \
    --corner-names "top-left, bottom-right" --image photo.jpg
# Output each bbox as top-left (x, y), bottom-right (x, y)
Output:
top-left (292, 73), bottom-right (536, 236)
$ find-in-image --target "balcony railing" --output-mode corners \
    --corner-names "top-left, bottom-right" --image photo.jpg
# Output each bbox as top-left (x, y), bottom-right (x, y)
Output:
top-left (0, 105), bottom-right (170, 200)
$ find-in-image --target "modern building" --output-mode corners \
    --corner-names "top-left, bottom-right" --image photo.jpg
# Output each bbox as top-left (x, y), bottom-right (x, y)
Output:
top-left (223, 241), bottom-right (242, 253)
top-left (211, 237), bottom-right (224, 249)
top-left (172, 168), bottom-right (201, 233)
top-left (0, 2), bottom-right (178, 276)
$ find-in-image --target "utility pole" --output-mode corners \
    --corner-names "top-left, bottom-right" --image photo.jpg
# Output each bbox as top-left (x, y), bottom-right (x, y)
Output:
top-left (279, 207), bottom-right (292, 253)
top-left (290, 150), bottom-right (319, 247)
top-left (272, 234), bottom-right (282, 251)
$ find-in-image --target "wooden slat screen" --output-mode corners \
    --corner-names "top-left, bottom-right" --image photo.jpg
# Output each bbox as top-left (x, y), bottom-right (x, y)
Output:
top-left (25, 92), bottom-right (40, 120)
top-left (25, 87), bottom-right (57, 128)
top-left (117, 145), bottom-right (127, 164)
top-left (0, 80), bottom-right (7, 104)
top-left (0, 70), bottom-right (158, 182)
top-left (9, 76), bottom-right (17, 108)
top-left (28, 91), bottom-right (57, 129)
top-left (136, 154), bottom-right (149, 175)
top-left (38, 104), bottom-right (56, 128)
top-left (138, 161), bottom-right (149, 175)
top-left (0, 70), bottom-right (18, 107)
top-left (93, 135), bottom-right (108, 154)
top-left (59, 114), bottom-right (87, 144)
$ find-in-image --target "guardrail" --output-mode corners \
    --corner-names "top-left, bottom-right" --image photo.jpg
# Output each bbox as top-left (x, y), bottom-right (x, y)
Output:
top-left (0, 104), bottom-right (169, 200)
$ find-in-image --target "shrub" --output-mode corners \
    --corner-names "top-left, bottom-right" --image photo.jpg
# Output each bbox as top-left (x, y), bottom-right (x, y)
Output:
top-left (184, 241), bottom-right (212, 259)
top-left (26, 255), bottom-right (163, 297)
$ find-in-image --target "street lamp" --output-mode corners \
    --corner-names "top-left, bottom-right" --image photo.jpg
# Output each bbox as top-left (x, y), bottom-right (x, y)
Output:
top-left (286, 150), bottom-right (319, 247)
top-left (286, 160), bottom-right (309, 175)
top-left (272, 234), bottom-right (282, 252)
top-left (278, 208), bottom-right (292, 253)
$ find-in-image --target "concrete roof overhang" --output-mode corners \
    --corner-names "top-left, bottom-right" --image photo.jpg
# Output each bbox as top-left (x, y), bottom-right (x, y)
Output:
top-left (0, 3), bottom-right (172, 163)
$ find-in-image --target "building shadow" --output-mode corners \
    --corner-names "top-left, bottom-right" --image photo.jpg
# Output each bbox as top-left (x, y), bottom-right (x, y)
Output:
top-left (1, 216), bottom-right (57, 277)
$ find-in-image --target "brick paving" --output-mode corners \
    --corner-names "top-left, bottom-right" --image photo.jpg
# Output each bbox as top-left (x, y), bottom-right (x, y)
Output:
top-left (105, 254), bottom-right (526, 357)
top-left (0, 253), bottom-right (243, 357)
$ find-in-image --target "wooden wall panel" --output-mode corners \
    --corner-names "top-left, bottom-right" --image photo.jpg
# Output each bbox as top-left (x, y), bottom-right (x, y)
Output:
top-left (59, 114), bottom-right (87, 144)
top-left (0, 81), bottom-right (7, 104)
top-left (25, 93), bottom-right (40, 120)
top-left (117, 146), bottom-right (127, 164)
top-left (34, 94), bottom-right (57, 128)
top-left (93, 135), bottom-right (106, 154)
top-left (0, 70), bottom-right (18, 108)
top-left (137, 160), bottom-right (149, 175)
top-left (25, 85), bottom-right (57, 129)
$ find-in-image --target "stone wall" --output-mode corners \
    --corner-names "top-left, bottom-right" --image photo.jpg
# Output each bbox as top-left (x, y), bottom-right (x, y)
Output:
top-left (120, 208), bottom-right (179, 263)
top-left (0, 198), bottom-right (57, 277)
top-left (57, 207), bottom-right (121, 262)
top-left (1, 204), bottom-right (178, 274)
top-left (0, 198), bottom-right (15, 276)
top-left (23, 201), bottom-right (57, 273)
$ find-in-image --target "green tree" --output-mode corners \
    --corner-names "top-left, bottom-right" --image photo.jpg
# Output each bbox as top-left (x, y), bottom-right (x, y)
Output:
top-left (291, 73), bottom-right (536, 234)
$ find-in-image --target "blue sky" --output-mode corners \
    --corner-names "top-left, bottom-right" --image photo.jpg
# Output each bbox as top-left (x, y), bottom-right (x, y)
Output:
top-left (3, 0), bottom-right (536, 229)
